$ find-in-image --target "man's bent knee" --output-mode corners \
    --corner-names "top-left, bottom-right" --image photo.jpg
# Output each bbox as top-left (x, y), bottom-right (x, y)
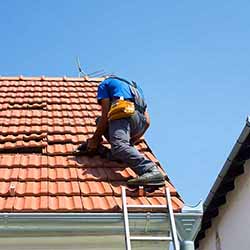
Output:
top-left (110, 143), bottom-right (129, 160)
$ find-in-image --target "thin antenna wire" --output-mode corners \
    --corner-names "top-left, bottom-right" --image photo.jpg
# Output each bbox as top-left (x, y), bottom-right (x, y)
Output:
top-left (101, 72), bottom-right (115, 78)
top-left (88, 69), bottom-right (105, 77)
top-left (75, 57), bottom-right (111, 78)
top-left (76, 57), bottom-right (87, 77)
top-left (91, 72), bottom-right (108, 78)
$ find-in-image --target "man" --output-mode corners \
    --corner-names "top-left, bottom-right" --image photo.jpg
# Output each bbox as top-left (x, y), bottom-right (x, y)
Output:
top-left (87, 76), bottom-right (165, 186)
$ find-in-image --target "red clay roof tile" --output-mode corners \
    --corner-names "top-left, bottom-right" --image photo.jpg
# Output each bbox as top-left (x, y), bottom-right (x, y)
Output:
top-left (76, 168), bottom-right (108, 181)
top-left (79, 181), bottom-right (113, 196)
top-left (0, 77), bottom-right (183, 213)
top-left (4, 197), bottom-right (15, 211)
top-left (82, 196), bottom-right (115, 211)
top-left (0, 182), bottom-right (10, 195)
top-left (105, 167), bottom-right (137, 181)
top-left (49, 181), bottom-right (80, 195)
top-left (48, 168), bottom-right (78, 181)
top-left (0, 168), bottom-right (20, 181)
top-left (19, 168), bottom-right (47, 181)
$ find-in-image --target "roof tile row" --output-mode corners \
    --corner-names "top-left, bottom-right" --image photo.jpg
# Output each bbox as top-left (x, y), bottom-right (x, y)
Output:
top-left (0, 181), bottom-right (112, 196)
top-left (0, 76), bottom-right (103, 81)
top-left (0, 133), bottom-right (47, 143)
top-left (0, 170), bottom-right (175, 195)
top-left (45, 142), bottom-right (149, 156)
top-left (0, 125), bottom-right (96, 135)
top-left (46, 104), bottom-right (100, 111)
top-left (0, 97), bottom-right (97, 104)
top-left (0, 110), bottom-right (101, 118)
top-left (0, 195), bottom-right (182, 212)
top-left (0, 140), bottom-right (47, 150)
top-left (0, 154), bottom-right (152, 169)
top-left (0, 86), bottom-right (97, 94)
top-left (0, 117), bottom-right (98, 126)
top-left (0, 181), bottom-right (175, 197)
top-left (0, 167), bottom-right (136, 181)
top-left (0, 81), bottom-right (99, 87)
top-left (0, 91), bottom-right (97, 98)
top-left (0, 125), bottom-right (48, 135)
top-left (0, 103), bottom-right (100, 111)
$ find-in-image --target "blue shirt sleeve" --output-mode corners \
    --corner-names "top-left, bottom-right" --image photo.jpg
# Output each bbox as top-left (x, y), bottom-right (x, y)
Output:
top-left (97, 79), bottom-right (110, 101)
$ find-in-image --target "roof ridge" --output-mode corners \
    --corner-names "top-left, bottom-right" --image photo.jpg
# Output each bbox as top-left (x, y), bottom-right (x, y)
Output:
top-left (0, 76), bottom-right (104, 82)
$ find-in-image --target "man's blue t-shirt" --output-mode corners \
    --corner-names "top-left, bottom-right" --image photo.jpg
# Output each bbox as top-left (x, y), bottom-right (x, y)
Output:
top-left (97, 77), bottom-right (144, 102)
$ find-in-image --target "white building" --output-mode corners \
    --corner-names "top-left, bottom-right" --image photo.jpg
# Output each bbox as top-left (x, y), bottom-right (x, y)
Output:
top-left (195, 118), bottom-right (250, 250)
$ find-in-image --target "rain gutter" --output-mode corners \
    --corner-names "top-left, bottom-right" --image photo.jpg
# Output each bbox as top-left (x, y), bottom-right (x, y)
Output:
top-left (0, 212), bottom-right (173, 236)
top-left (0, 212), bottom-right (200, 236)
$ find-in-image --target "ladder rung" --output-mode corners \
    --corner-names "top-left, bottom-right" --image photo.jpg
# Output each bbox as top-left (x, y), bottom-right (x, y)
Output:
top-left (127, 205), bottom-right (166, 209)
top-left (130, 236), bottom-right (172, 241)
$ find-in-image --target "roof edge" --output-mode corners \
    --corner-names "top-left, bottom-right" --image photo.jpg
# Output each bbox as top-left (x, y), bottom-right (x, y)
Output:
top-left (203, 116), bottom-right (250, 210)
top-left (0, 212), bottom-right (184, 220)
top-left (0, 75), bottom-right (104, 82)
top-left (0, 212), bottom-right (189, 236)
top-left (195, 116), bottom-right (250, 248)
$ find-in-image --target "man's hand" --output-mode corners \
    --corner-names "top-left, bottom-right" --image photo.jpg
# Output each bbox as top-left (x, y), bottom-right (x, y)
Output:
top-left (87, 98), bottom-right (110, 152)
top-left (87, 137), bottom-right (100, 152)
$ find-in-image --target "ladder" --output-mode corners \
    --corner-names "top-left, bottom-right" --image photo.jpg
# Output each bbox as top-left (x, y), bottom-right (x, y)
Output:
top-left (121, 186), bottom-right (180, 250)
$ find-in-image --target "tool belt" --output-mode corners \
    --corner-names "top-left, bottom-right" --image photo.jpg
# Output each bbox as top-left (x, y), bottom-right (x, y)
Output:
top-left (108, 99), bottom-right (135, 121)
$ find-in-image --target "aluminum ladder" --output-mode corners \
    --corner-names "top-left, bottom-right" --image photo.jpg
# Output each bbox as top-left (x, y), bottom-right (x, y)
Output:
top-left (121, 186), bottom-right (180, 250)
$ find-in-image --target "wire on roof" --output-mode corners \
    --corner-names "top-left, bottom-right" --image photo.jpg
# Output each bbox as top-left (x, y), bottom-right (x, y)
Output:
top-left (76, 56), bottom-right (112, 78)
top-left (88, 70), bottom-right (106, 77)
top-left (76, 57), bottom-right (87, 77)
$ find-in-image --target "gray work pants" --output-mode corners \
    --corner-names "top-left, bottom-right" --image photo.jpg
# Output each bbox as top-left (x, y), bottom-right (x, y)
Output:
top-left (104, 111), bottom-right (156, 175)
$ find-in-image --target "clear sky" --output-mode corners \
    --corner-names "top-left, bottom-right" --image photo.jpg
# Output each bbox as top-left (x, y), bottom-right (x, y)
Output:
top-left (1, 1), bottom-right (250, 204)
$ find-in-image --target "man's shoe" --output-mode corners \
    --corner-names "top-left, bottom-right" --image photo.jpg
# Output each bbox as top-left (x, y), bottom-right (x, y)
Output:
top-left (127, 166), bottom-right (165, 186)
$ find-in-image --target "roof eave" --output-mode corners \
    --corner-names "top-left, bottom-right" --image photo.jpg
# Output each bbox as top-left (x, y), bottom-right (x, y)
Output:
top-left (203, 116), bottom-right (250, 211)
top-left (0, 75), bottom-right (104, 82)
top-left (195, 116), bottom-right (250, 248)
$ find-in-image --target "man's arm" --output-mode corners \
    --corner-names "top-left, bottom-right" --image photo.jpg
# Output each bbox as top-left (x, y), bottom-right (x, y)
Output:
top-left (87, 98), bottom-right (110, 150)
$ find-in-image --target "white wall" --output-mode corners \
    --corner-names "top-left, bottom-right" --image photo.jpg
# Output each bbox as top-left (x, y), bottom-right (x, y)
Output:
top-left (0, 235), bottom-right (125, 250)
top-left (198, 160), bottom-right (250, 250)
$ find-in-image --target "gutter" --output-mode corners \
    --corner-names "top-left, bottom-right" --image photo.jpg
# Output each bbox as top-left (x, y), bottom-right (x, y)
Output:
top-left (0, 212), bottom-right (168, 222)
top-left (0, 212), bottom-right (174, 236)
top-left (203, 116), bottom-right (250, 211)
top-left (0, 212), bottom-right (201, 237)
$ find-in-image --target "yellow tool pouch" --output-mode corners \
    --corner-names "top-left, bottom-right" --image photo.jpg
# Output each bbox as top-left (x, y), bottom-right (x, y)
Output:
top-left (108, 99), bottom-right (135, 121)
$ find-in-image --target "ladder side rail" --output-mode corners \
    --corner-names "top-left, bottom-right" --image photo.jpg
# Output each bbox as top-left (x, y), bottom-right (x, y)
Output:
top-left (165, 187), bottom-right (180, 250)
top-left (122, 186), bottom-right (132, 250)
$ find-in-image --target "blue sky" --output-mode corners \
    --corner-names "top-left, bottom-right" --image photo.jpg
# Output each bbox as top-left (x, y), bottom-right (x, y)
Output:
top-left (1, 1), bottom-right (250, 204)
